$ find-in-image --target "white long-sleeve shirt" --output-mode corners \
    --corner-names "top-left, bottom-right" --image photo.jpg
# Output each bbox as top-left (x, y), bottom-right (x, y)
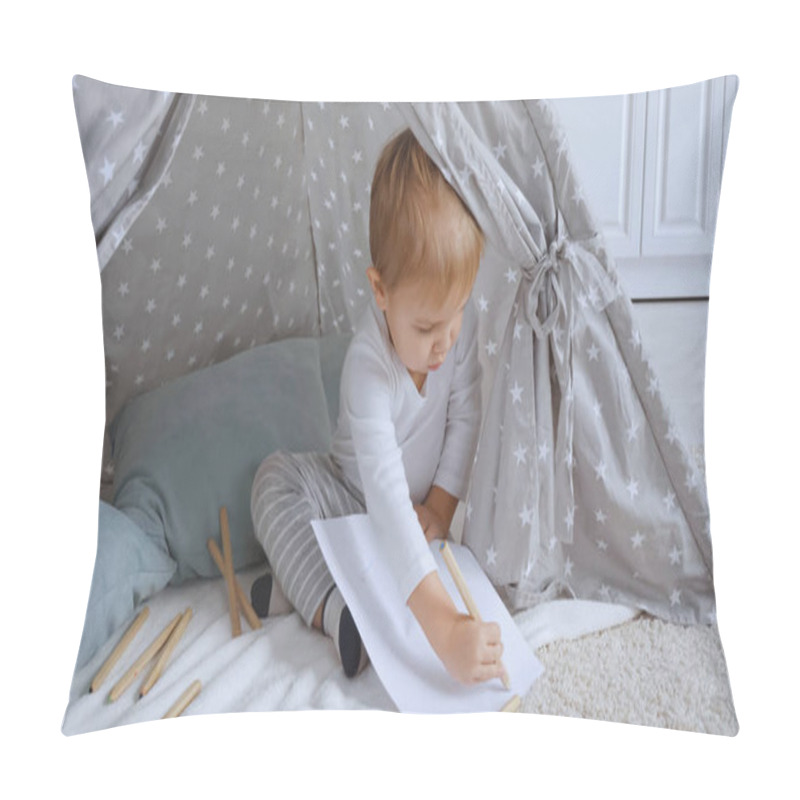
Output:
top-left (331, 296), bottom-right (481, 602)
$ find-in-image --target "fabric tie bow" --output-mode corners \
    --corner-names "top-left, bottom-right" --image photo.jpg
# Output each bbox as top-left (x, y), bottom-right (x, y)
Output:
top-left (522, 235), bottom-right (571, 338)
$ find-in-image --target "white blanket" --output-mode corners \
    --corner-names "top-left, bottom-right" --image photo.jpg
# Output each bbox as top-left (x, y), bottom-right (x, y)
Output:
top-left (63, 566), bottom-right (635, 734)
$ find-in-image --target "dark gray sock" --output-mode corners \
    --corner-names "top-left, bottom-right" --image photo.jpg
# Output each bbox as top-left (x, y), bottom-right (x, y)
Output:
top-left (250, 572), bottom-right (292, 618)
top-left (338, 606), bottom-right (365, 678)
top-left (322, 587), bottom-right (368, 678)
top-left (250, 573), bottom-right (273, 617)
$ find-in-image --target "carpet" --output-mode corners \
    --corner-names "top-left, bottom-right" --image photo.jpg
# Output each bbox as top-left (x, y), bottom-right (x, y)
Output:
top-left (516, 607), bottom-right (738, 735)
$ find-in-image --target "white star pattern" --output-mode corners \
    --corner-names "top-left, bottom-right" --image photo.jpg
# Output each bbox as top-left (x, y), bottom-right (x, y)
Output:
top-left (666, 425), bottom-right (680, 445)
top-left (133, 141), bottom-right (147, 164)
top-left (594, 460), bottom-right (607, 481)
top-left (100, 157), bottom-right (116, 186)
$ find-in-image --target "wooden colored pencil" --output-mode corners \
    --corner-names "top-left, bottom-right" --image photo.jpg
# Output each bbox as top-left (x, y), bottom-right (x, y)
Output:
top-left (89, 606), bottom-right (149, 693)
top-left (139, 607), bottom-right (193, 698)
top-left (219, 506), bottom-right (241, 637)
top-left (107, 612), bottom-right (182, 703)
top-left (500, 694), bottom-right (521, 713)
top-left (440, 541), bottom-right (511, 690)
top-left (162, 680), bottom-right (202, 719)
top-left (207, 538), bottom-right (262, 630)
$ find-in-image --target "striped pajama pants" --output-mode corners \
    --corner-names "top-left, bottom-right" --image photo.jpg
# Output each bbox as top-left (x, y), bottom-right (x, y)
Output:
top-left (250, 451), bottom-right (366, 627)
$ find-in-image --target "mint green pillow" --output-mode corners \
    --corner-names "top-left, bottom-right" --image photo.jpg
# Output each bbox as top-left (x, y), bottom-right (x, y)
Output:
top-left (110, 336), bottom-right (335, 583)
top-left (75, 501), bottom-right (176, 670)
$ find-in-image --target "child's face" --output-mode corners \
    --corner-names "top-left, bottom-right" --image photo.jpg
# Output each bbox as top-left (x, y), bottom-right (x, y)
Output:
top-left (368, 267), bottom-right (473, 388)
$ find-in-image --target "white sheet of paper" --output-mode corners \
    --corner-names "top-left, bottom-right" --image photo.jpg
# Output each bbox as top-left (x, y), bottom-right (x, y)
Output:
top-left (311, 513), bottom-right (544, 713)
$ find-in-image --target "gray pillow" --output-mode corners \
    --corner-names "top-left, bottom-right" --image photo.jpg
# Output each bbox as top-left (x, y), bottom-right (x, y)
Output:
top-left (110, 336), bottom-right (335, 583)
top-left (75, 501), bottom-right (176, 670)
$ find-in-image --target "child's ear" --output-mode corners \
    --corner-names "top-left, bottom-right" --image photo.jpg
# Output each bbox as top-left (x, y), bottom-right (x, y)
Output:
top-left (366, 266), bottom-right (388, 311)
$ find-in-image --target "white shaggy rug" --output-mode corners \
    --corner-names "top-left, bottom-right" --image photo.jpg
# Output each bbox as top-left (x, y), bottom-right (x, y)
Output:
top-left (516, 608), bottom-right (738, 735)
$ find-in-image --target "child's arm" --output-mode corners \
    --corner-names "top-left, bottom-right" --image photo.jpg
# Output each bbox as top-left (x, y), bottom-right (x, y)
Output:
top-left (407, 571), bottom-right (506, 685)
top-left (339, 342), bottom-right (441, 603)
top-left (428, 300), bottom-right (481, 521)
top-left (414, 485), bottom-right (458, 543)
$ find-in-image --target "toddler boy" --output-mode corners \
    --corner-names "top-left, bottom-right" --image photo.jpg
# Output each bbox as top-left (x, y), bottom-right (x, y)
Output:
top-left (251, 128), bottom-right (505, 685)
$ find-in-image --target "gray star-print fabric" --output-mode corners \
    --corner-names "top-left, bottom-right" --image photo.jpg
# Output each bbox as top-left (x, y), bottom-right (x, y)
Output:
top-left (74, 77), bottom-right (716, 625)
top-left (402, 101), bottom-right (713, 622)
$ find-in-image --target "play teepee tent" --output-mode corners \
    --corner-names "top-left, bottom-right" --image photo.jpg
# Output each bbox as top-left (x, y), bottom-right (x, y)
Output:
top-left (74, 77), bottom-right (718, 631)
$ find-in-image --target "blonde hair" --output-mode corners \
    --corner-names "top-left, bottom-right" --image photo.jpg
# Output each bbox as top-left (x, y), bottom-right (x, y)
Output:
top-left (369, 128), bottom-right (484, 300)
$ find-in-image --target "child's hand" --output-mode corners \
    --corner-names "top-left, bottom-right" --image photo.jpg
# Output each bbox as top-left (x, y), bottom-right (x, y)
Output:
top-left (414, 503), bottom-right (448, 543)
top-left (439, 615), bottom-right (506, 685)
top-left (407, 572), bottom-right (507, 687)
